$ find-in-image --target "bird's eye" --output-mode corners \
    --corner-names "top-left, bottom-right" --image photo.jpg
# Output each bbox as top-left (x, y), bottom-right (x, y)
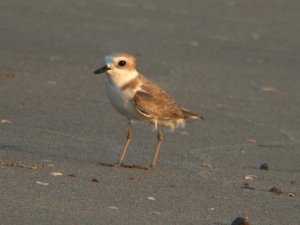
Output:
top-left (118, 60), bottom-right (126, 67)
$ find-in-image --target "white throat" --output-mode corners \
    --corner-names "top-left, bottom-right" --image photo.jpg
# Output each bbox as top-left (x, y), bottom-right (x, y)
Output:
top-left (106, 69), bottom-right (138, 87)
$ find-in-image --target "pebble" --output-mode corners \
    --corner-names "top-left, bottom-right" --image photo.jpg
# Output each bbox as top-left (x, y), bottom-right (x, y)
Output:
top-left (260, 163), bottom-right (270, 170)
top-left (231, 217), bottom-right (250, 225)
top-left (269, 186), bottom-right (283, 194)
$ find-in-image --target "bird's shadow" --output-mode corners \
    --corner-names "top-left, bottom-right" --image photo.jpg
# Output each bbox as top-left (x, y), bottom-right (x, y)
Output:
top-left (98, 162), bottom-right (150, 170)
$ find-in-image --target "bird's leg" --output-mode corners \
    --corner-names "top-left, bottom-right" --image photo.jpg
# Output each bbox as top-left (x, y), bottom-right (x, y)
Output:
top-left (149, 125), bottom-right (163, 169)
top-left (115, 120), bottom-right (132, 166)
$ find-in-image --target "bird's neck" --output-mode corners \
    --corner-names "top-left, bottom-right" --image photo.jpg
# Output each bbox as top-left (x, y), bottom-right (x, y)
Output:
top-left (106, 69), bottom-right (139, 88)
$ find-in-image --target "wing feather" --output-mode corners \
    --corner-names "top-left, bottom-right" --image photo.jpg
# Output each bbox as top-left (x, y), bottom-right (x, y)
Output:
top-left (133, 76), bottom-right (184, 119)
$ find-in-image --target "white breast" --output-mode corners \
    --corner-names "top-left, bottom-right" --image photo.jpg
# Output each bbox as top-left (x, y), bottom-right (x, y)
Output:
top-left (105, 82), bottom-right (143, 120)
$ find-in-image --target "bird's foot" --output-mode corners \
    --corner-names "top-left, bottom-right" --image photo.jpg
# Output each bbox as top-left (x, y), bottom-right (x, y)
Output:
top-left (113, 162), bottom-right (124, 168)
top-left (148, 164), bottom-right (156, 170)
top-left (112, 162), bottom-right (152, 170)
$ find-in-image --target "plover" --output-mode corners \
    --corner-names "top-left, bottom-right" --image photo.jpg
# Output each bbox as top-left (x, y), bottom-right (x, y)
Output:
top-left (94, 53), bottom-right (203, 168)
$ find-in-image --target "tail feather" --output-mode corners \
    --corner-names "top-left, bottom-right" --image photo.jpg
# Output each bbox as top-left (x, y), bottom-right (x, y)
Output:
top-left (180, 107), bottom-right (204, 120)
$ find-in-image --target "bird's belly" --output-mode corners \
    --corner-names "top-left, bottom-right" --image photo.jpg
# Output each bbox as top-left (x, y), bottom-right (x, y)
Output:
top-left (106, 83), bottom-right (143, 120)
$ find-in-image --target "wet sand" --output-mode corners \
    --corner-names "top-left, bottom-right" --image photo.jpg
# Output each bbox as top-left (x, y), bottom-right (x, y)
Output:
top-left (0, 1), bottom-right (299, 224)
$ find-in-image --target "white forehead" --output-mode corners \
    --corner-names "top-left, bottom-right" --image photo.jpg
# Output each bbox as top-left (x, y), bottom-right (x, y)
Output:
top-left (104, 55), bottom-right (115, 65)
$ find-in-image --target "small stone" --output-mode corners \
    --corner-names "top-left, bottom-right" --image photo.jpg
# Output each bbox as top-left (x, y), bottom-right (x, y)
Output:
top-left (231, 217), bottom-right (250, 225)
top-left (288, 193), bottom-right (295, 197)
top-left (269, 186), bottom-right (283, 194)
top-left (241, 183), bottom-right (255, 190)
top-left (260, 163), bottom-right (270, 170)
top-left (247, 139), bottom-right (257, 144)
top-left (290, 180), bottom-right (296, 185)
top-left (68, 174), bottom-right (76, 177)
top-left (91, 178), bottom-right (99, 182)
top-left (147, 197), bottom-right (155, 201)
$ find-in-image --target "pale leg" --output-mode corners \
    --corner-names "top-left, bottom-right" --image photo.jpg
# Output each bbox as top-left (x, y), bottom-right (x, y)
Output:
top-left (150, 126), bottom-right (163, 168)
top-left (116, 120), bottom-right (132, 166)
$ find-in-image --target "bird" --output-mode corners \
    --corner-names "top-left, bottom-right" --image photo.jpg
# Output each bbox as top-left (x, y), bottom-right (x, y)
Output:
top-left (94, 53), bottom-right (203, 169)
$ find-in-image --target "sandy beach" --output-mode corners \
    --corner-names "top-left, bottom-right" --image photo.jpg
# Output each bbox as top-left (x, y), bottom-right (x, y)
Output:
top-left (1, 1), bottom-right (299, 224)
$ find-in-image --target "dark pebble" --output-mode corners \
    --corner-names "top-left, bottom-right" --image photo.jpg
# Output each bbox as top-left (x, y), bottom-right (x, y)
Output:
top-left (269, 186), bottom-right (283, 194)
top-left (290, 180), bottom-right (296, 185)
top-left (241, 183), bottom-right (255, 190)
top-left (260, 162), bottom-right (270, 170)
top-left (91, 178), bottom-right (99, 182)
top-left (231, 217), bottom-right (250, 225)
top-left (68, 174), bottom-right (76, 177)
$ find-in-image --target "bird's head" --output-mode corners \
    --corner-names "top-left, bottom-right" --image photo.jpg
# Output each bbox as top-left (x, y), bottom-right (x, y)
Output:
top-left (94, 53), bottom-right (138, 76)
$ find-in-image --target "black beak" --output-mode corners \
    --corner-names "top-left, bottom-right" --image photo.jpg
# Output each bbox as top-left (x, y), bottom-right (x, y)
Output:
top-left (94, 65), bottom-right (111, 74)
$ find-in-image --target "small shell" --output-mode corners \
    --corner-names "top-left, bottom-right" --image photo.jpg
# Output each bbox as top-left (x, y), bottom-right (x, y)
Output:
top-left (245, 175), bottom-right (257, 180)
top-left (0, 119), bottom-right (12, 124)
top-left (50, 172), bottom-right (63, 176)
top-left (261, 87), bottom-right (277, 92)
top-left (147, 197), bottom-right (156, 201)
top-left (36, 181), bottom-right (49, 186)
